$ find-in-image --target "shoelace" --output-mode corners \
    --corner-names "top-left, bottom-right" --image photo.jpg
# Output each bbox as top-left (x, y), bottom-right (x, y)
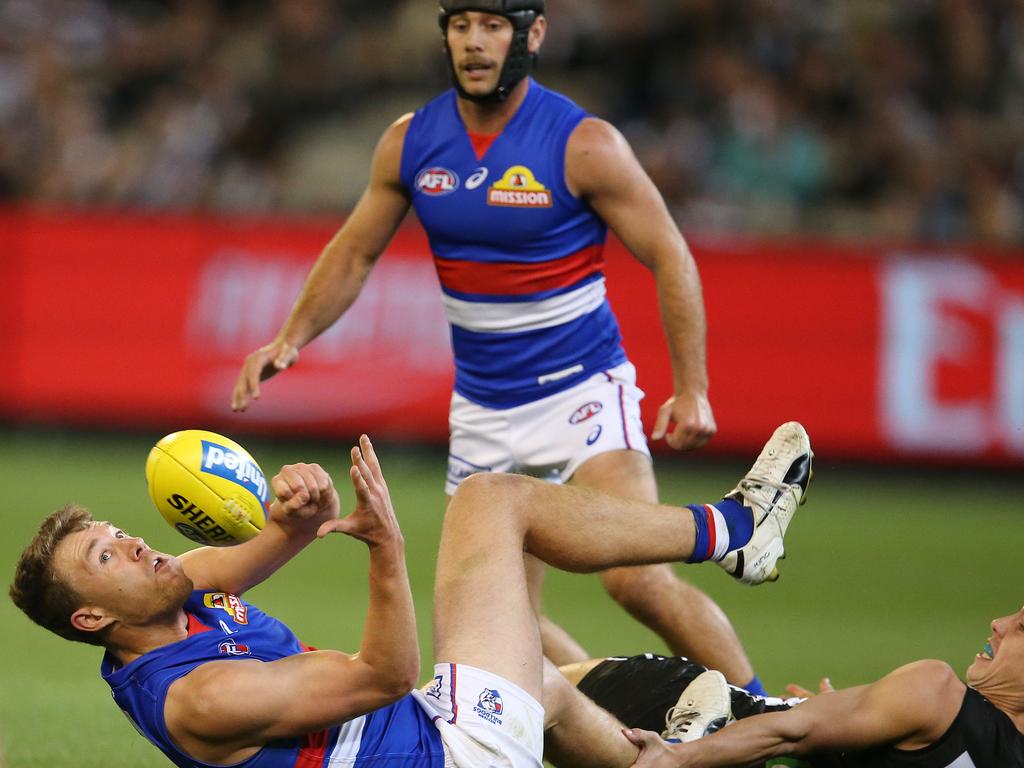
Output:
top-left (735, 474), bottom-right (797, 515)
top-left (662, 705), bottom-right (701, 737)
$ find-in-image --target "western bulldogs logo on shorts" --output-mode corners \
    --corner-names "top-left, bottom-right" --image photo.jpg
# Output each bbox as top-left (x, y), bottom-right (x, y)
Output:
top-left (474, 688), bottom-right (504, 724)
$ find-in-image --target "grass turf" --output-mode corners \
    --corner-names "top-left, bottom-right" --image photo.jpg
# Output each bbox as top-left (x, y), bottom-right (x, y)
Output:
top-left (0, 427), bottom-right (1018, 767)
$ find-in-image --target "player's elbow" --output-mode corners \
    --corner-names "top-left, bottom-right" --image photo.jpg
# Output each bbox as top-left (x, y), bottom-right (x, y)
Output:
top-left (390, 659), bottom-right (421, 697)
top-left (368, 656), bottom-right (420, 701)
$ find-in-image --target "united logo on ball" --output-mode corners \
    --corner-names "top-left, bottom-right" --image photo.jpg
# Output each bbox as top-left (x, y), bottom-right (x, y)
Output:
top-left (145, 429), bottom-right (270, 546)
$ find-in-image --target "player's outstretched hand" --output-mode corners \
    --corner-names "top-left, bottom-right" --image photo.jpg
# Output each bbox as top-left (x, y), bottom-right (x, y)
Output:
top-left (651, 390), bottom-right (717, 451)
top-left (623, 728), bottom-right (684, 767)
top-left (785, 677), bottom-right (835, 699)
top-left (269, 462), bottom-right (340, 532)
top-left (316, 435), bottom-right (403, 549)
top-left (231, 339), bottom-right (300, 412)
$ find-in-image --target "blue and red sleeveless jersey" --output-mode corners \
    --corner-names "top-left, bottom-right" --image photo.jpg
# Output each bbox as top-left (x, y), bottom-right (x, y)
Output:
top-left (101, 590), bottom-right (444, 768)
top-left (400, 79), bottom-right (627, 408)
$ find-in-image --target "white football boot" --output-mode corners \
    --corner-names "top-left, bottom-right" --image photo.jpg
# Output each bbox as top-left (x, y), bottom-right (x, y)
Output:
top-left (661, 670), bottom-right (733, 743)
top-left (717, 421), bottom-right (813, 585)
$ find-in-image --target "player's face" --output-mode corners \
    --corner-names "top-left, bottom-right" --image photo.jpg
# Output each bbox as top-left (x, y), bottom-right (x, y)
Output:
top-left (966, 605), bottom-right (1024, 692)
top-left (446, 11), bottom-right (514, 97)
top-left (55, 521), bottom-right (191, 629)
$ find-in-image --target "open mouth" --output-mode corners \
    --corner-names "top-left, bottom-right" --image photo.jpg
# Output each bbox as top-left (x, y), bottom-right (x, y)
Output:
top-left (978, 641), bottom-right (994, 660)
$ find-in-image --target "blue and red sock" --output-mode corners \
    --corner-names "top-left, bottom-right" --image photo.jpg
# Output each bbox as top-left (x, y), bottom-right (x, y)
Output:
top-left (686, 498), bottom-right (754, 564)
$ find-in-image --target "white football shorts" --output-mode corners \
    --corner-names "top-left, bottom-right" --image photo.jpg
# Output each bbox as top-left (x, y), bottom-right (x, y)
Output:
top-left (446, 361), bottom-right (651, 494)
top-left (413, 662), bottom-right (544, 768)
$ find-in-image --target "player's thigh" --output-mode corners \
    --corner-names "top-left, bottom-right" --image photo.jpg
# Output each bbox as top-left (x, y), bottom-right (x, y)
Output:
top-left (432, 474), bottom-right (545, 700)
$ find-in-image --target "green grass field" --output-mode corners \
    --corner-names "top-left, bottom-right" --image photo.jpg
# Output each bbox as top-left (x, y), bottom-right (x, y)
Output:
top-left (1, 427), bottom-right (1019, 767)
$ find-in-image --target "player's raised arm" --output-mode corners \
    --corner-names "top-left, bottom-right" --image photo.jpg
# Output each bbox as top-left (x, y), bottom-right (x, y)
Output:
top-left (231, 115), bottom-right (414, 412)
top-left (625, 660), bottom-right (966, 767)
top-left (565, 117), bottom-right (715, 451)
top-left (177, 460), bottom-right (341, 594)
top-left (166, 436), bottom-right (419, 766)
top-left (316, 436), bottom-right (418, 689)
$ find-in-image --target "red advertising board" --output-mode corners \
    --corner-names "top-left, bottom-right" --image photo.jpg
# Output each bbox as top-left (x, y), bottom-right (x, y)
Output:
top-left (3, 208), bottom-right (1022, 465)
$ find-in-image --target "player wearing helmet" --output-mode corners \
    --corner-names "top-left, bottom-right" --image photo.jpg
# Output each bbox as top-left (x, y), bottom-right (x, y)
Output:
top-left (232, 1), bottom-right (770, 695)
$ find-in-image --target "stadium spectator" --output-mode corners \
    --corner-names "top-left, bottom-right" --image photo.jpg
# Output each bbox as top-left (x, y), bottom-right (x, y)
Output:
top-left (9, 425), bottom-right (811, 767)
top-left (0, 0), bottom-right (1019, 242)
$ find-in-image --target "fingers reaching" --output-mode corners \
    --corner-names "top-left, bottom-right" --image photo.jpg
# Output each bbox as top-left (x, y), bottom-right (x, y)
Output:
top-left (231, 342), bottom-right (299, 412)
top-left (785, 677), bottom-right (834, 699)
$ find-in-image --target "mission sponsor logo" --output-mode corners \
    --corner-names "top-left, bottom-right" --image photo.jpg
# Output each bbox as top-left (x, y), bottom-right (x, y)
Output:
top-left (204, 592), bottom-right (249, 624)
top-left (416, 167), bottom-right (459, 196)
top-left (487, 165), bottom-right (552, 208)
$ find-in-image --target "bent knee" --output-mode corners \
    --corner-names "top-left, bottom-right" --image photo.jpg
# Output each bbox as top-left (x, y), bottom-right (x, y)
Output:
top-left (449, 473), bottom-right (539, 519)
top-left (600, 563), bottom-right (682, 604)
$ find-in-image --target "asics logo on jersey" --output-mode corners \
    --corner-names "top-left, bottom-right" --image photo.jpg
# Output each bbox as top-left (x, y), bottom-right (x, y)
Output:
top-left (416, 167), bottom-right (459, 195)
top-left (466, 167), bottom-right (489, 189)
top-left (200, 441), bottom-right (269, 510)
top-left (569, 401), bottom-right (603, 424)
top-left (488, 165), bottom-right (552, 208)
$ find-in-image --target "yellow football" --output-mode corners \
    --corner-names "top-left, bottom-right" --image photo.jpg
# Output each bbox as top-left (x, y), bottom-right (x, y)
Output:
top-left (145, 429), bottom-right (270, 546)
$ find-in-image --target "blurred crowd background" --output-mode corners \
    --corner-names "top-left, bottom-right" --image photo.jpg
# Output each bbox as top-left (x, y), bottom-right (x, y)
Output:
top-left (3, 0), bottom-right (1023, 242)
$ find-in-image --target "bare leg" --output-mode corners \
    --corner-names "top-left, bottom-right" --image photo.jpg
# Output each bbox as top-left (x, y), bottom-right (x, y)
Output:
top-left (541, 658), bottom-right (639, 768)
top-left (432, 472), bottom-right (699, 701)
top-left (571, 450), bottom-right (756, 686)
top-left (449, 493), bottom-right (591, 665)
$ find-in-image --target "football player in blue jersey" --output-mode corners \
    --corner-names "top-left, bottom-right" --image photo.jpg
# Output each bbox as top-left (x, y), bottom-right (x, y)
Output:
top-left (231, 0), bottom-right (770, 695)
top-left (10, 425), bottom-right (812, 767)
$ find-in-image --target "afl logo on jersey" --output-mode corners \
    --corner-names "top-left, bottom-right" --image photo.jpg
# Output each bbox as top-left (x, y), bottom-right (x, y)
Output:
top-left (416, 167), bottom-right (459, 196)
top-left (488, 165), bottom-right (552, 208)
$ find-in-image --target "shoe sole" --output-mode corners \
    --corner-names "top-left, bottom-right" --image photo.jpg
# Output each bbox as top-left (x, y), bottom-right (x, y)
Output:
top-left (765, 458), bottom-right (814, 582)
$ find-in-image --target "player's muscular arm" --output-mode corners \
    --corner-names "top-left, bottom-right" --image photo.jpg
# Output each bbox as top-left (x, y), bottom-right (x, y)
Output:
top-left (627, 660), bottom-right (966, 767)
top-left (166, 650), bottom-right (418, 765)
top-left (231, 116), bottom-right (414, 412)
top-left (565, 118), bottom-right (715, 451)
top-left (170, 438), bottom-right (418, 766)
top-left (179, 462), bottom-right (341, 594)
